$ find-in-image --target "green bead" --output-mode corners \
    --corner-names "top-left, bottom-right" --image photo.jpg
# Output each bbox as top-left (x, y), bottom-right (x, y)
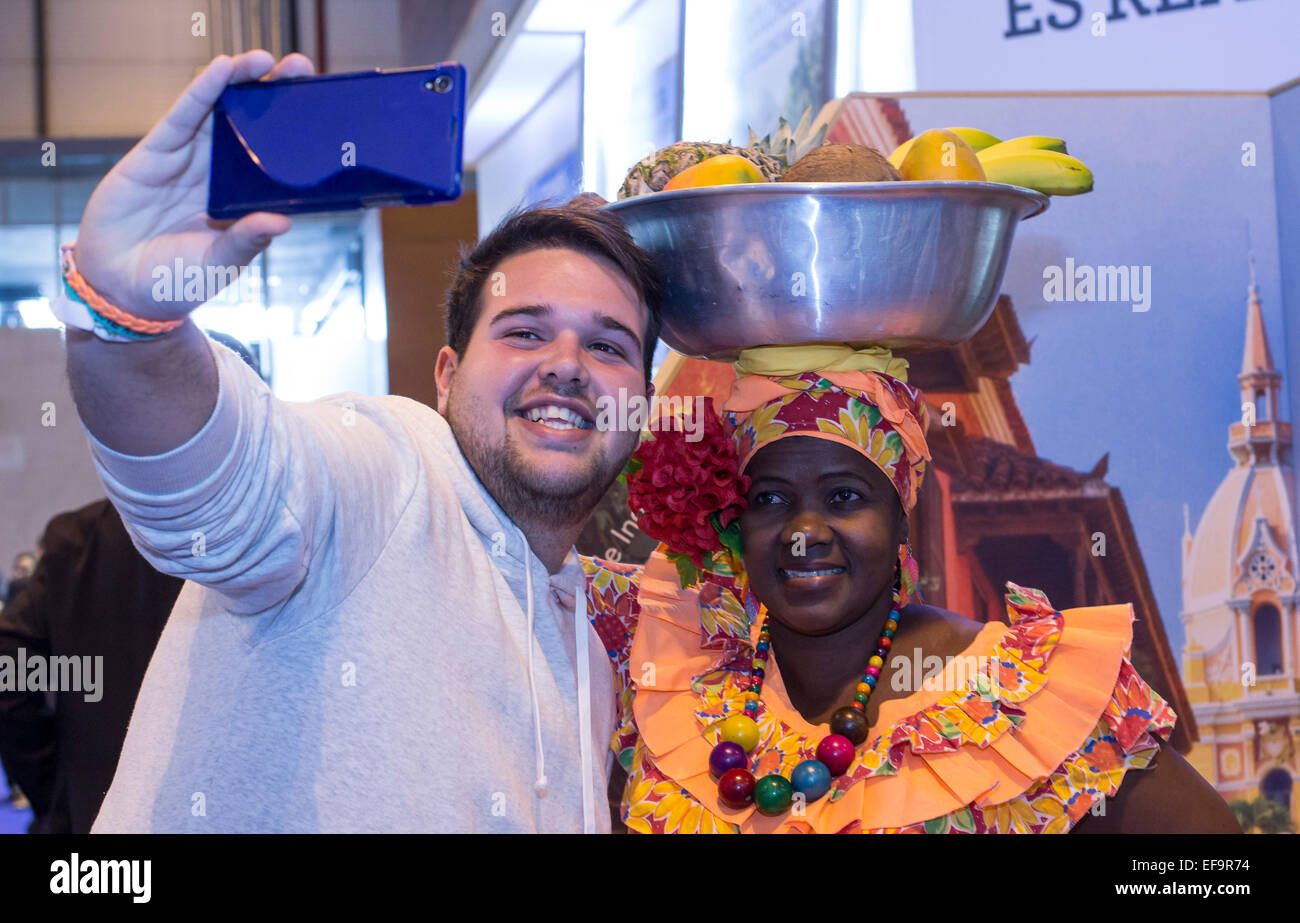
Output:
top-left (854, 691), bottom-right (870, 704)
top-left (753, 774), bottom-right (794, 815)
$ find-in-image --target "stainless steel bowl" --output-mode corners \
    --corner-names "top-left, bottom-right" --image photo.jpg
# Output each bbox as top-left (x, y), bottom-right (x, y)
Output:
top-left (603, 181), bottom-right (1048, 360)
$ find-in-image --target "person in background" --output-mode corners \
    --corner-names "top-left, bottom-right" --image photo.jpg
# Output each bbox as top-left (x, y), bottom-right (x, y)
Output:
top-left (0, 335), bottom-right (260, 834)
top-left (3, 552), bottom-right (38, 607)
top-left (1, 550), bottom-right (39, 809)
top-left (0, 501), bottom-right (183, 833)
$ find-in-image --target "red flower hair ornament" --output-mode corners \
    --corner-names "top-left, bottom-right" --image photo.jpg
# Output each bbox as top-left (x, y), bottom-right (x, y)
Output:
top-left (623, 399), bottom-right (748, 588)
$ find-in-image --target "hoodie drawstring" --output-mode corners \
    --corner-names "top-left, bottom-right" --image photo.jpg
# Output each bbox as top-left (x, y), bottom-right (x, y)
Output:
top-left (520, 530), bottom-right (548, 797)
top-left (517, 527), bottom-right (595, 833)
top-left (574, 578), bottom-right (595, 834)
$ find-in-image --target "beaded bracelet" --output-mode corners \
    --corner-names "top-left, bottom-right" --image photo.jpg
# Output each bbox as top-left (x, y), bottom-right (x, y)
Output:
top-left (58, 244), bottom-right (185, 341)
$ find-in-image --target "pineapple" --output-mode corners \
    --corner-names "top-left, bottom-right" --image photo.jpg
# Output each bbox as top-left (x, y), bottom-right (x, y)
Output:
top-left (617, 106), bottom-right (829, 200)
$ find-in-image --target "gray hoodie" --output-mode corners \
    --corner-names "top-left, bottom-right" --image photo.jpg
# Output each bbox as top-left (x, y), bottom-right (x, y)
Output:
top-left (86, 337), bottom-right (614, 833)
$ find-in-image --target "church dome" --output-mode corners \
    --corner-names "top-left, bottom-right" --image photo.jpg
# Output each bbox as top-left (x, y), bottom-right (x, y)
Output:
top-left (1184, 465), bottom-right (1296, 607)
top-left (1182, 276), bottom-right (1296, 614)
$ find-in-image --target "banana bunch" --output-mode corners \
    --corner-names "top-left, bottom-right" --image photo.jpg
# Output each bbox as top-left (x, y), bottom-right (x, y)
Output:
top-left (888, 127), bottom-right (1094, 196)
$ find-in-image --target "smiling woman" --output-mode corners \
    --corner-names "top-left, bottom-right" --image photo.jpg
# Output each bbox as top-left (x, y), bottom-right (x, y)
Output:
top-left (582, 345), bottom-right (1241, 834)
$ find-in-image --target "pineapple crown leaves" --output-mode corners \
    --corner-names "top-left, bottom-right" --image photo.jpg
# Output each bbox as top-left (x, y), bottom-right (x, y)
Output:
top-left (746, 105), bottom-right (828, 169)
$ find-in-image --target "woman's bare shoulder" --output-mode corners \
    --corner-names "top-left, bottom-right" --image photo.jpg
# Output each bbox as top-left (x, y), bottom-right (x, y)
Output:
top-left (899, 602), bottom-right (988, 656)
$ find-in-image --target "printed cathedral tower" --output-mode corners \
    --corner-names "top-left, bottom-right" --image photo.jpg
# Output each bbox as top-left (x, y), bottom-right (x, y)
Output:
top-left (1181, 273), bottom-right (1300, 827)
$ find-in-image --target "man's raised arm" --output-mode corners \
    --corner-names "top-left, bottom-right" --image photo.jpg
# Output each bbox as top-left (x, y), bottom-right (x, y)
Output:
top-left (61, 51), bottom-right (416, 619)
top-left (64, 51), bottom-right (311, 455)
top-left (66, 322), bottom-right (217, 456)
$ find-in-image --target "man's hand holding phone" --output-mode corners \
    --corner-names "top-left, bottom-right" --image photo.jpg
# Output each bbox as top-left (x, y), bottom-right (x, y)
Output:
top-left (73, 50), bottom-right (315, 321)
top-left (64, 51), bottom-right (313, 459)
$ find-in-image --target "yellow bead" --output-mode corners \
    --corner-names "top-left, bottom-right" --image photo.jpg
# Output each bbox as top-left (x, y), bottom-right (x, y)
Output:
top-left (719, 714), bottom-right (761, 752)
top-left (744, 691), bottom-right (759, 702)
top-left (885, 619), bottom-right (898, 631)
top-left (856, 682), bottom-right (871, 695)
top-left (869, 655), bottom-right (883, 668)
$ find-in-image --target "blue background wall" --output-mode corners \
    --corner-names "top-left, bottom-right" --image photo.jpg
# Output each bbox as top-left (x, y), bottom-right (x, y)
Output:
top-left (896, 92), bottom-right (1288, 660)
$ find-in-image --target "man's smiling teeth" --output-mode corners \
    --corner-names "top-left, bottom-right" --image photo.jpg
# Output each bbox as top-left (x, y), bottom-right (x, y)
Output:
top-left (780, 567), bottom-right (845, 578)
top-left (523, 405), bottom-right (592, 430)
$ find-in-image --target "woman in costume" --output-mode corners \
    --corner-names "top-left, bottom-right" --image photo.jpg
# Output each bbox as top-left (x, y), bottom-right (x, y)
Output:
top-left (584, 344), bottom-right (1239, 834)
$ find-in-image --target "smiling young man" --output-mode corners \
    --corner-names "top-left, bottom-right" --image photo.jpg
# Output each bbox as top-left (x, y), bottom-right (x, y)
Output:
top-left (58, 51), bottom-right (662, 832)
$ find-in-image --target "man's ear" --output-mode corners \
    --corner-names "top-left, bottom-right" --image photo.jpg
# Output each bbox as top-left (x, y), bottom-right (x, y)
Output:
top-left (434, 346), bottom-right (459, 415)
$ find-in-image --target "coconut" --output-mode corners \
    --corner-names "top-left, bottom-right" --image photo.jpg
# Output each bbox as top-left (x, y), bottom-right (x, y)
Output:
top-left (779, 143), bottom-right (901, 182)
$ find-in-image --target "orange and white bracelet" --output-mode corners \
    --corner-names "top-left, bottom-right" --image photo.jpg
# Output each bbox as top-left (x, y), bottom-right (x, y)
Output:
top-left (52, 244), bottom-right (186, 342)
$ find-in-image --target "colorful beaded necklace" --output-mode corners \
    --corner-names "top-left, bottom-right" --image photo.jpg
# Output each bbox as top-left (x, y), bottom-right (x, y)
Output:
top-left (708, 561), bottom-right (903, 816)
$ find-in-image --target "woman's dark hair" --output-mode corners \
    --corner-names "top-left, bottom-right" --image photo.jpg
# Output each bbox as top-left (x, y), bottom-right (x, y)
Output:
top-left (444, 195), bottom-right (664, 383)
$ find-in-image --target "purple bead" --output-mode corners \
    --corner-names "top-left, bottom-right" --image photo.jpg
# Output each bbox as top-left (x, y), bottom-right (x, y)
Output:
top-left (709, 741), bottom-right (748, 779)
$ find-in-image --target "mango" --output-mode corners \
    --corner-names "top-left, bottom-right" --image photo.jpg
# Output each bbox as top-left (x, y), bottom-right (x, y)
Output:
top-left (663, 154), bottom-right (765, 190)
top-left (897, 129), bottom-right (987, 182)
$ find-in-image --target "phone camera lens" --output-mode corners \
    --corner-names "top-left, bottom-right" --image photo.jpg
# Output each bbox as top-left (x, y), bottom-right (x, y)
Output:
top-left (425, 74), bottom-right (453, 93)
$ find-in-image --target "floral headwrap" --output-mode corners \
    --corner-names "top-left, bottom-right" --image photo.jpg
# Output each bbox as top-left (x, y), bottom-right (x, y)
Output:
top-left (625, 345), bottom-right (931, 601)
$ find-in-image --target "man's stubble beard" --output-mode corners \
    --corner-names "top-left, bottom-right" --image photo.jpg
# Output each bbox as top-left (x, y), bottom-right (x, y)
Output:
top-left (445, 380), bottom-right (634, 532)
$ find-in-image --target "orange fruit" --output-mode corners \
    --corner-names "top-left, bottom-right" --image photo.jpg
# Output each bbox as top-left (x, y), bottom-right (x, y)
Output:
top-left (897, 129), bottom-right (987, 181)
top-left (663, 154), bottom-right (766, 190)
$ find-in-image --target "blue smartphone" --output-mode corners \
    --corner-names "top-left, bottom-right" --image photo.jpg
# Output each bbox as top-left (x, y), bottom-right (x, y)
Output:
top-left (208, 63), bottom-right (465, 219)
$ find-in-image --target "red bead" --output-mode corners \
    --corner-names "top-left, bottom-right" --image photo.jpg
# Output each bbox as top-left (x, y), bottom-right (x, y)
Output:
top-left (878, 636), bottom-right (892, 651)
top-left (717, 768), bottom-right (756, 809)
top-left (850, 701), bottom-right (865, 712)
top-left (815, 734), bottom-right (856, 776)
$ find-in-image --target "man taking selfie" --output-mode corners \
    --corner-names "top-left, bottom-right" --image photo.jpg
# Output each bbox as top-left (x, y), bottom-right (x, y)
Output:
top-left (61, 50), bottom-right (661, 833)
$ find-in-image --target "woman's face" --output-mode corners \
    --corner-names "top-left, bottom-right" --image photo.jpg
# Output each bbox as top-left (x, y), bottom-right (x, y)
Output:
top-left (739, 437), bottom-right (907, 636)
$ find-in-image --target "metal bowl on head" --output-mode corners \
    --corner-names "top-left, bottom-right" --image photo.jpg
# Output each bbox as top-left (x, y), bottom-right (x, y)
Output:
top-left (603, 181), bottom-right (1048, 361)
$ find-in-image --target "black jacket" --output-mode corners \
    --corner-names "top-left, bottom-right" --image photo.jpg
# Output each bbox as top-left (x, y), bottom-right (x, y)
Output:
top-left (0, 500), bottom-right (182, 833)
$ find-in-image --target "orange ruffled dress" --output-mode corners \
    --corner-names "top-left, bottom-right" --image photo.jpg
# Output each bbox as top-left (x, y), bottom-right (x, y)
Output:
top-left (582, 550), bottom-right (1177, 834)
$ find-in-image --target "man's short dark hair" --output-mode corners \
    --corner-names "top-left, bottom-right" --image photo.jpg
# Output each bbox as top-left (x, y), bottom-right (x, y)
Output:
top-left (444, 196), bottom-right (664, 383)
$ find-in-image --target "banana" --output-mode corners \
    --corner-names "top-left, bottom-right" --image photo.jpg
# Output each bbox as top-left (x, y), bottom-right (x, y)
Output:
top-left (979, 148), bottom-right (1093, 195)
top-left (945, 127), bottom-right (1002, 151)
top-left (978, 135), bottom-right (1068, 157)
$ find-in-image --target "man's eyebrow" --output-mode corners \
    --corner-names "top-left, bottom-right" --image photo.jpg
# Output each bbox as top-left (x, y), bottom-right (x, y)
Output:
top-left (488, 304), bottom-right (551, 324)
top-left (596, 314), bottom-right (643, 351)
